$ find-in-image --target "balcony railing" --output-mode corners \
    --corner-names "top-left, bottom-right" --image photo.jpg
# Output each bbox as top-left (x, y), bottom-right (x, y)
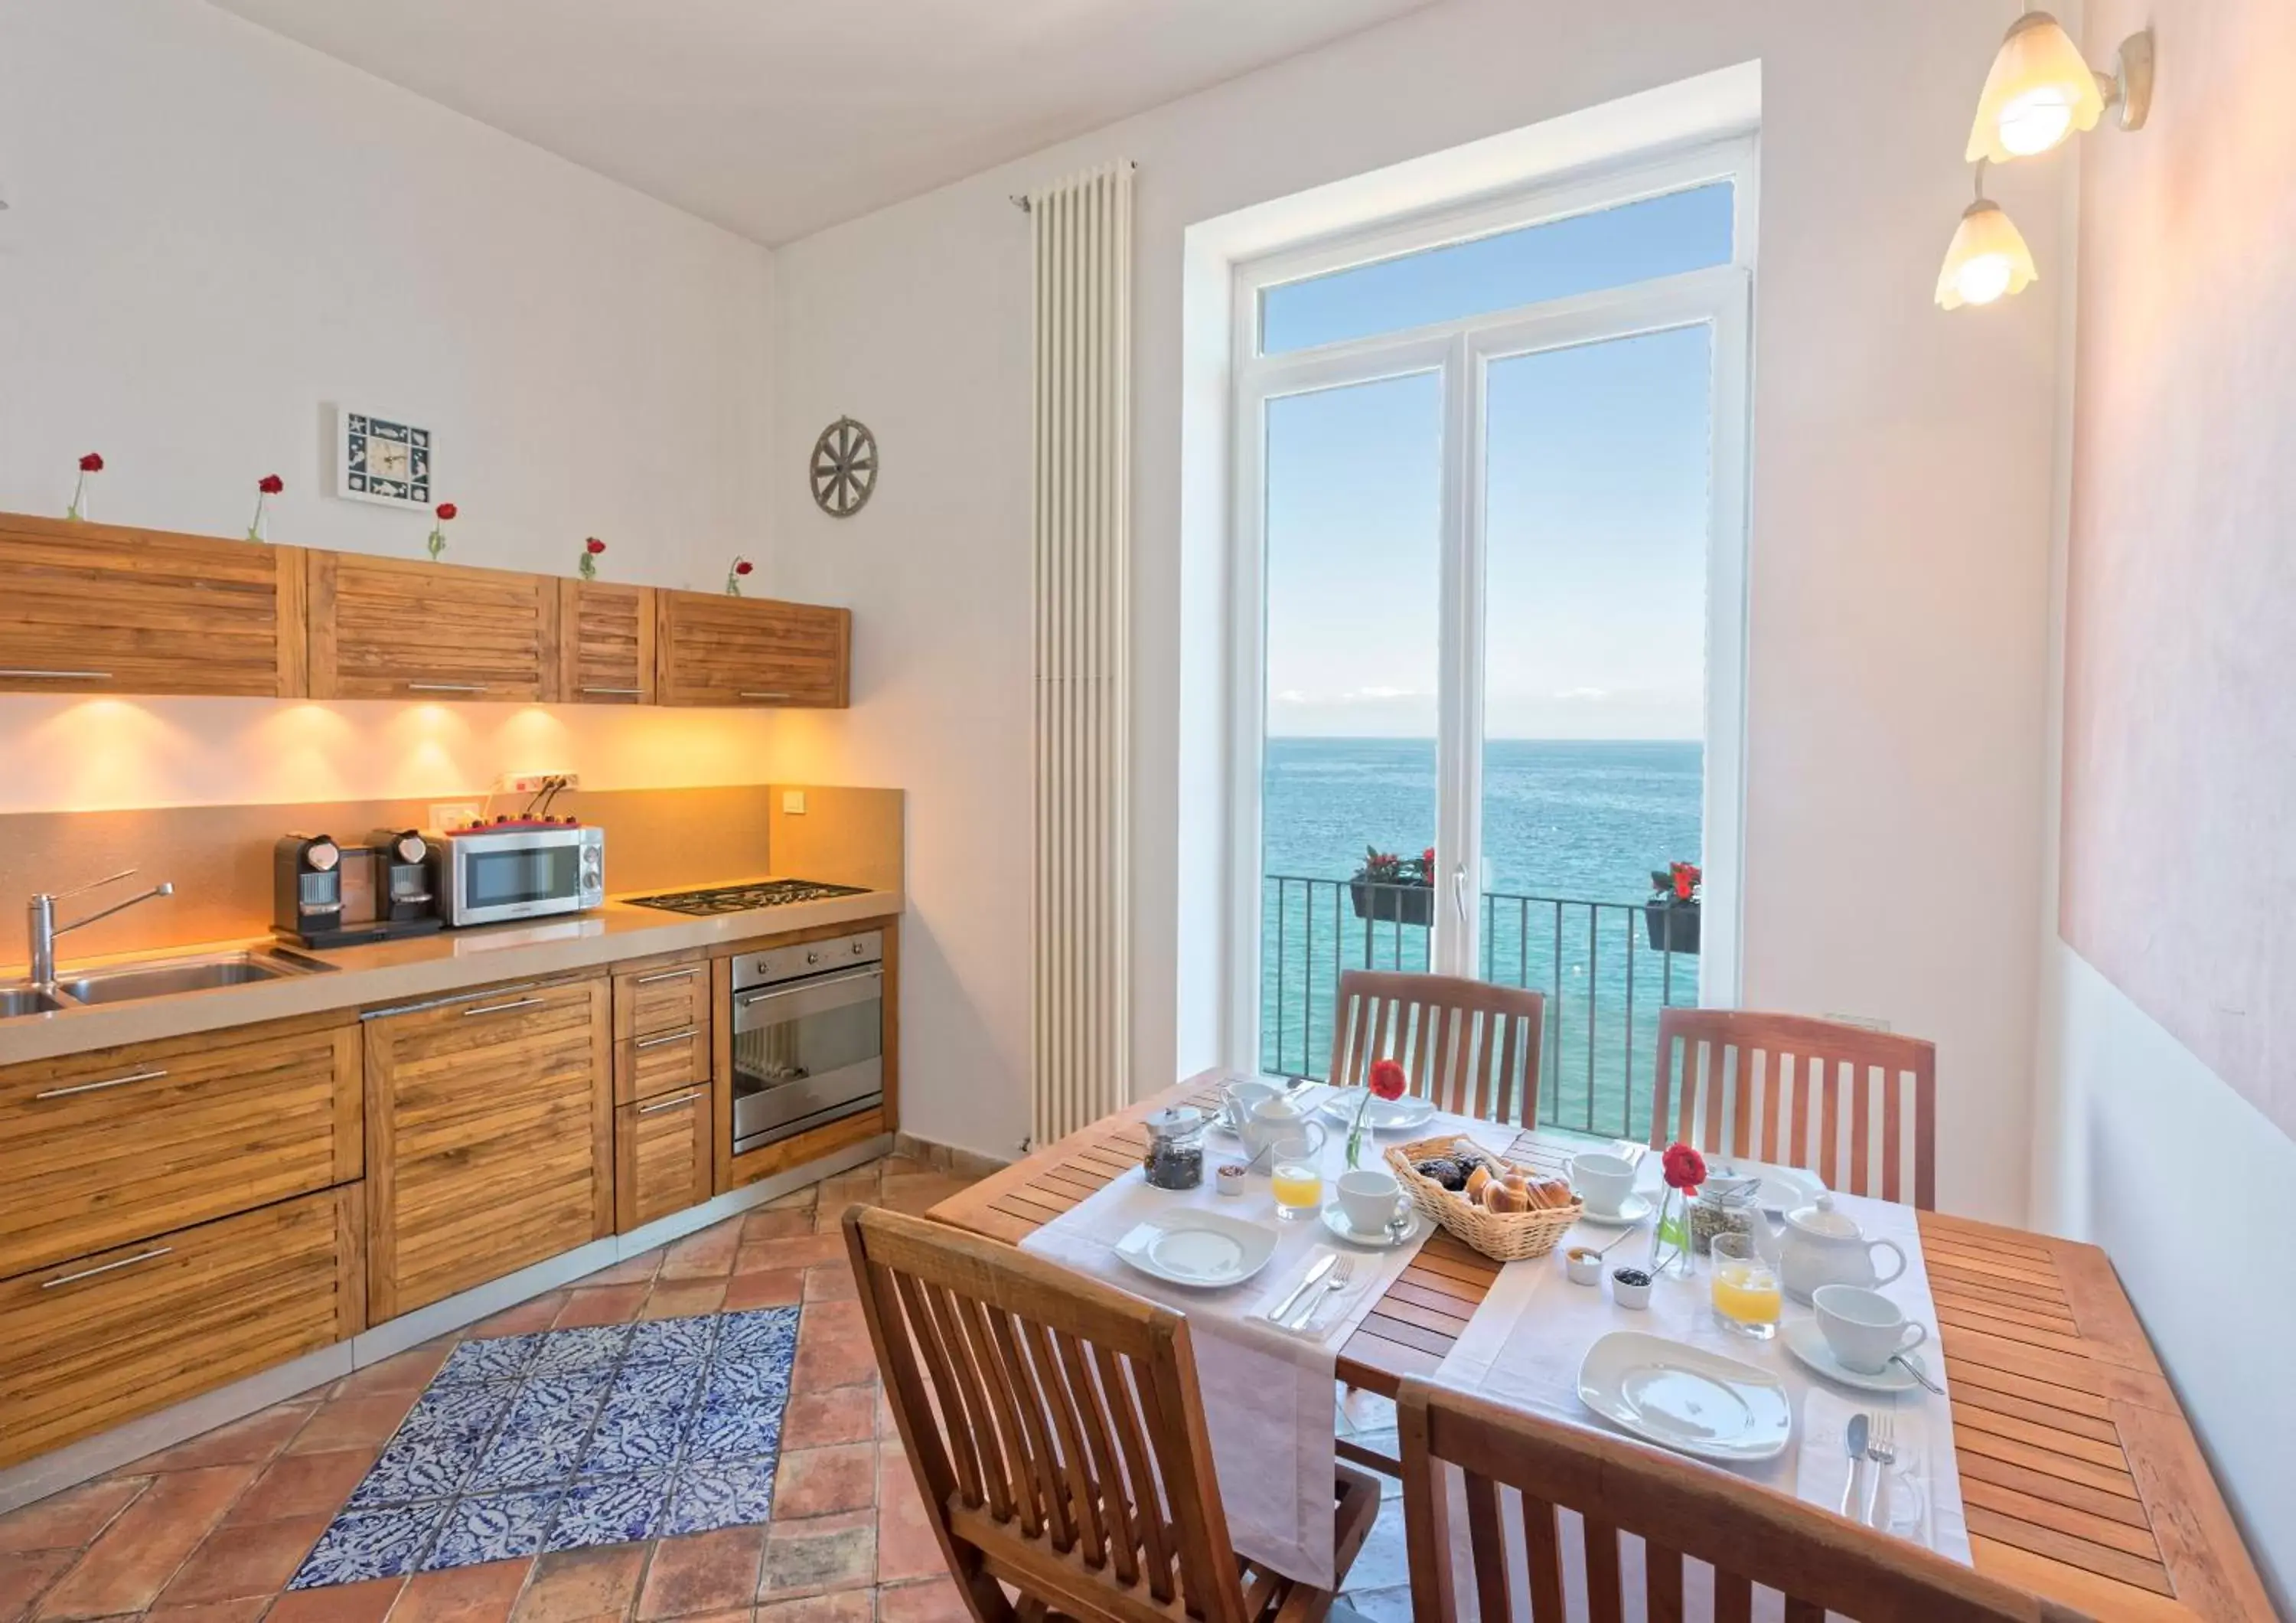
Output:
top-left (1260, 874), bottom-right (1700, 1144)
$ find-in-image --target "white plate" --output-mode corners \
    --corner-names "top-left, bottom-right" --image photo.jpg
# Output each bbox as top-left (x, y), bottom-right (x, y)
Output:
top-left (1318, 1201), bottom-right (1427, 1250)
top-left (1574, 1192), bottom-right (1653, 1228)
top-left (1781, 1318), bottom-right (1925, 1394)
top-left (1114, 1210), bottom-right (1280, 1289)
top-left (1577, 1331), bottom-right (1794, 1462)
top-left (1319, 1089), bottom-right (1437, 1133)
top-left (1703, 1158), bottom-right (1827, 1214)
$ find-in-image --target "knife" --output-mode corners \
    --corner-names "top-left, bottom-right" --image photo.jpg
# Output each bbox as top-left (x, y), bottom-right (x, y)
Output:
top-left (1267, 1254), bottom-right (1336, 1324)
top-left (1841, 1412), bottom-right (1868, 1518)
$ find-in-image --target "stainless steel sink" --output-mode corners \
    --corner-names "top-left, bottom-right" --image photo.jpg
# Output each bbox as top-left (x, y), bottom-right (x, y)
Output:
top-left (40, 949), bottom-right (335, 1007)
top-left (0, 987), bottom-right (64, 1017)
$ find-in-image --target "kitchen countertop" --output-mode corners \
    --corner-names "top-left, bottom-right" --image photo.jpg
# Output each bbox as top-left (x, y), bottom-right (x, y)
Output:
top-left (0, 880), bottom-right (903, 1066)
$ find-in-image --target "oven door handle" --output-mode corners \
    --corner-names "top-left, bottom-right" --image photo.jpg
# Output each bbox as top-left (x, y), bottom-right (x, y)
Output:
top-left (734, 964), bottom-right (884, 1026)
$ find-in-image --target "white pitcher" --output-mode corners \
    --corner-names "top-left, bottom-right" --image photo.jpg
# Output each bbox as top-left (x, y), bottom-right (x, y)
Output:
top-left (1753, 1192), bottom-right (1908, 1305)
top-left (1241, 1092), bottom-right (1327, 1162)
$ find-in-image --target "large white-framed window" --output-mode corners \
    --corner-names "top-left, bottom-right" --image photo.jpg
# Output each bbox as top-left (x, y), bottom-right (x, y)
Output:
top-left (1228, 136), bottom-right (1756, 1103)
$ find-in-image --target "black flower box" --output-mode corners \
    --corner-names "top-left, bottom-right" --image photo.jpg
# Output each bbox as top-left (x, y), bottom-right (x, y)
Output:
top-left (1350, 880), bottom-right (1434, 928)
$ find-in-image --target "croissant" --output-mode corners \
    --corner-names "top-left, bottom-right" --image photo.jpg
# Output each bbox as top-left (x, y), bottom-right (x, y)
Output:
top-left (1463, 1165), bottom-right (1494, 1202)
top-left (1529, 1177), bottom-right (1576, 1210)
top-left (1484, 1180), bottom-right (1531, 1213)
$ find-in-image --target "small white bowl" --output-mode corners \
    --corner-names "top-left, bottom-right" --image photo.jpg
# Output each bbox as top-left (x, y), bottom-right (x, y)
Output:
top-left (1609, 1267), bottom-right (1653, 1310)
top-left (1563, 1246), bottom-right (1603, 1286)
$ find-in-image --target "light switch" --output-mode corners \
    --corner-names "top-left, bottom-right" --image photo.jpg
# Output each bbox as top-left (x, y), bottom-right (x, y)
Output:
top-left (781, 790), bottom-right (807, 815)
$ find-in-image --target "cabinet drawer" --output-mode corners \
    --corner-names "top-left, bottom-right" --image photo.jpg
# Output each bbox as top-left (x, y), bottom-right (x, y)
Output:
top-left (0, 1187), bottom-right (364, 1469)
top-left (309, 550), bottom-right (561, 702)
top-left (614, 955), bottom-right (709, 1037)
top-left (615, 1089), bottom-right (712, 1233)
top-left (0, 1015), bottom-right (362, 1282)
top-left (366, 975), bottom-right (612, 1320)
top-left (559, 580), bottom-right (656, 704)
top-left (0, 518), bottom-right (305, 697)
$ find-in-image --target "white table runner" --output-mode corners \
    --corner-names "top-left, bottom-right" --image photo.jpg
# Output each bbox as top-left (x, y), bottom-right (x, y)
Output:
top-left (1021, 1086), bottom-right (1518, 1586)
top-left (1436, 1161), bottom-right (1972, 1591)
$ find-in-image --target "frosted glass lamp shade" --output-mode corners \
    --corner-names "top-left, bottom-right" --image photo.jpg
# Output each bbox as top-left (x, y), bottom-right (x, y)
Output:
top-left (1966, 11), bottom-right (2106, 162)
top-left (1935, 200), bottom-right (2038, 310)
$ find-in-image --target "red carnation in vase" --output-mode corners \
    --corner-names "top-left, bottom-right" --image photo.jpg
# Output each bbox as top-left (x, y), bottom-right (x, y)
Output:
top-left (426, 501), bottom-right (457, 560)
top-left (578, 536), bottom-right (607, 580)
top-left (67, 453), bottom-right (103, 521)
top-left (258, 474), bottom-right (285, 495)
top-left (248, 474), bottom-right (284, 542)
top-left (726, 556), bottom-right (755, 596)
top-left (1368, 1057), bottom-right (1407, 1102)
top-left (1661, 1141), bottom-right (1706, 1194)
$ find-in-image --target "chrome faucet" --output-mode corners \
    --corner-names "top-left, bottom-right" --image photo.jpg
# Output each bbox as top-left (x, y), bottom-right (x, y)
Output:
top-left (27, 869), bottom-right (175, 991)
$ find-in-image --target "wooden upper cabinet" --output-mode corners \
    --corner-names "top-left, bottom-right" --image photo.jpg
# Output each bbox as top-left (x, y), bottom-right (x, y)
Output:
top-left (309, 550), bottom-right (561, 702)
top-left (0, 514), bottom-right (306, 697)
top-left (656, 589), bottom-right (850, 708)
top-left (558, 580), bottom-right (656, 704)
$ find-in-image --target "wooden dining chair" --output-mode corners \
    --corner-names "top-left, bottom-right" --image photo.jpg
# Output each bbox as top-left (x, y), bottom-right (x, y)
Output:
top-left (1397, 1379), bottom-right (2088, 1622)
top-left (843, 1205), bottom-right (1382, 1623)
top-left (1329, 969), bottom-right (1547, 1127)
top-left (1650, 1007), bottom-right (1938, 1210)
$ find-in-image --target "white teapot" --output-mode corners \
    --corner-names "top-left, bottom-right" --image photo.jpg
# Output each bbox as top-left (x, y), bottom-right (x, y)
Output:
top-left (1754, 1193), bottom-right (1907, 1305)
top-left (1238, 1090), bottom-right (1326, 1161)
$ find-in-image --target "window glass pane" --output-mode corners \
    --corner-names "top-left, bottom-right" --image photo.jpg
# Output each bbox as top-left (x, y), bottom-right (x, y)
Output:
top-left (1260, 182), bottom-right (1732, 355)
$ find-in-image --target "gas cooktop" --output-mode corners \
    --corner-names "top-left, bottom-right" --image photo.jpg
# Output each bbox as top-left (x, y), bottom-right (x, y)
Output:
top-left (621, 878), bottom-right (869, 917)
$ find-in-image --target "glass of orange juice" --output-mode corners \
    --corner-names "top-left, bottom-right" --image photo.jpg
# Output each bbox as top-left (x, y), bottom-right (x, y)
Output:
top-left (1711, 1232), bottom-right (1781, 1339)
top-left (1269, 1136), bottom-right (1323, 1221)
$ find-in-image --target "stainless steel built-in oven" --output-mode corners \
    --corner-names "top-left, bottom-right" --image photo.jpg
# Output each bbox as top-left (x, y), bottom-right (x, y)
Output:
top-left (729, 929), bottom-right (884, 1154)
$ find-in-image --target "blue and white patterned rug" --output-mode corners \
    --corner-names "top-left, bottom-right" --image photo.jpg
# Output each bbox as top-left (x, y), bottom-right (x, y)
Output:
top-left (289, 1308), bottom-right (799, 1588)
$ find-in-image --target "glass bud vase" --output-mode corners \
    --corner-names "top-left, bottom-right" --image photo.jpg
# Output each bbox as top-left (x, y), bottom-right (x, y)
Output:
top-left (1648, 1188), bottom-right (1696, 1278)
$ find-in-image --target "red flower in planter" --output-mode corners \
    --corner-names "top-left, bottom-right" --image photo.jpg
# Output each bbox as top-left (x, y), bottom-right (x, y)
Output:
top-left (1368, 1057), bottom-right (1407, 1102)
top-left (78, 453), bottom-right (104, 473)
top-left (258, 474), bottom-right (285, 495)
top-left (1662, 1141), bottom-right (1706, 1194)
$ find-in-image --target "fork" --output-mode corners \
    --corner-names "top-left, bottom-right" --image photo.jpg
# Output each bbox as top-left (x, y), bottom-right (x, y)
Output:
top-left (1862, 1410), bottom-right (1897, 1527)
top-left (1293, 1256), bottom-right (1355, 1331)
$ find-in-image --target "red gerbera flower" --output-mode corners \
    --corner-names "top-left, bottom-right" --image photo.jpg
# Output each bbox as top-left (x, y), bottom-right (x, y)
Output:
top-left (1368, 1057), bottom-right (1407, 1102)
top-left (735, 558), bottom-right (753, 576)
top-left (1662, 1141), bottom-right (1706, 1194)
top-left (258, 474), bottom-right (285, 495)
top-left (78, 452), bottom-right (104, 473)
top-left (585, 537), bottom-right (606, 554)
top-left (435, 502), bottom-right (458, 521)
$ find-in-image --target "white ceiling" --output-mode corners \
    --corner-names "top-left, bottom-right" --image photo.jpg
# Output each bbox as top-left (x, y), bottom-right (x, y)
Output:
top-left (210, 0), bottom-right (1436, 244)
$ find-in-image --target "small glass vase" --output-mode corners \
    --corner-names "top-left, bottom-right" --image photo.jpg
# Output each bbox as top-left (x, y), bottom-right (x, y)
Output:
top-left (1648, 1188), bottom-right (1697, 1278)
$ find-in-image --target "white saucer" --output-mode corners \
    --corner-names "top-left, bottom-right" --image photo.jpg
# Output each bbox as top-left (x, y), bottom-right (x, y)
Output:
top-left (1781, 1318), bottom-right (1923, 1393)
top-left (1114, 1211), bottom-right (1279, 1288)
top-left (1318, 1202), bottom-right (1427, 1250)
top-left (1575, 1193), bottom-right (1653, 1227)
top-left (1704, 1157), bottom-right (1828, 1215)
top-left (1318, 1088), bottom-right (1437, 1133)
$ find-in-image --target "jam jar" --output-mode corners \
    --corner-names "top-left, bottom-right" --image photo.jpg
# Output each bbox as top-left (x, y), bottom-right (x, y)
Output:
top-left (1141, 1105), bottom-right (1208, 1191)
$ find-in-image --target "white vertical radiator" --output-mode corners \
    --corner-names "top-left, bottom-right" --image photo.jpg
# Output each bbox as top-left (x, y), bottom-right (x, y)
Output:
top-left (1030, 162), bottom-right (1133, 1147)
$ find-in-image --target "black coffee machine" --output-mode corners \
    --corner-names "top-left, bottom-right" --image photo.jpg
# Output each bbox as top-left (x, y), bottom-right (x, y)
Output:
top-left (272, 829), bottom-right (444, 949)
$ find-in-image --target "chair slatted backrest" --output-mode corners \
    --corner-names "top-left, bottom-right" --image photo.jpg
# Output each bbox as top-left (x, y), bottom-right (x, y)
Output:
top-left (1651, 1008), bottom-right (1938, 1210)
top-left (843, 1204), bottom-right (1253, 1623)
top-left (1329, 970), bottom-right (1547, 1126)
top-left (1398, 1379), bottom-right (2090, 1623)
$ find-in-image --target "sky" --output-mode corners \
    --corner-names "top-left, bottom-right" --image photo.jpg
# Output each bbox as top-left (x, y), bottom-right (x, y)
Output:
top-left (1262, 182), bottom-right (1727, 741)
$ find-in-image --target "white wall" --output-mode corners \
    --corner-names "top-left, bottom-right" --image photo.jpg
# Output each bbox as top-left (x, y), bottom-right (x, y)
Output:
top-left (762, 0), bottom-right (2069, 1180)
top-left (0, 0), bottom-right (781, 812)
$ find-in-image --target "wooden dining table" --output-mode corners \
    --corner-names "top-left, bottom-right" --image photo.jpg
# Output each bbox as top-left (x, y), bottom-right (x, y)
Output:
top-left (928, 1071), bottom-right (2276, 1623)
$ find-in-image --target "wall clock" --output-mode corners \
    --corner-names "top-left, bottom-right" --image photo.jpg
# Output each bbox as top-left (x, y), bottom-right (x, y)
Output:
top-left (335, 407), bottom-right (432, 509)
top-left (810, 416), bottom-right (877, 518)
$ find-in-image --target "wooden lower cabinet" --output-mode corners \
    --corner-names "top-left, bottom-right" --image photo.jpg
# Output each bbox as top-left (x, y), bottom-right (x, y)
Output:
top-left (0, 1013), bottom-right (362, 1282)
top-left (365, 975), bottom-right (612, 1320)
top-left (0, 1186), bottom-right (364, 1469)
top-left (612, 953), bottom-right (711, 1107)
top-left (615, 1089), bottom-right (713, 1233)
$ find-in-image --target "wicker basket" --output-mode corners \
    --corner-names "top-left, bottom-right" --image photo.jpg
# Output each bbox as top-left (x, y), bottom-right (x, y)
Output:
top-left (1384, 1135), bottom-right (1583, 1262)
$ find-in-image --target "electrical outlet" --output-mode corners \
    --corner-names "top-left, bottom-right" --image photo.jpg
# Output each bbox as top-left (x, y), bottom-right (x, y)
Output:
top-left (496, 772), bottom-right (580, 795)
top-left (429, 802), bottom-right (483, 831)
top-left (781, 789), bottom-right (807, 815)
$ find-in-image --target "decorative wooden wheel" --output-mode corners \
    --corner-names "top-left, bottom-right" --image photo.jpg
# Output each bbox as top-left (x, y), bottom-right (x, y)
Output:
top-left (810, 416), bottom-right (878, 518)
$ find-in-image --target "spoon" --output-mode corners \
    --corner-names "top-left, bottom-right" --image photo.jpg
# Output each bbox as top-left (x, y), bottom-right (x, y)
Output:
top-left (1890, 1351), bottom-right (1945, 1395)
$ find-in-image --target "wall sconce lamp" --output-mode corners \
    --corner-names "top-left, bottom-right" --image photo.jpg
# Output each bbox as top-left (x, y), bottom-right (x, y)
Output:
top-left (1936, 164), bottom-right (2039, 311)
top-left (1966, 9), bottom-right (2154, 163)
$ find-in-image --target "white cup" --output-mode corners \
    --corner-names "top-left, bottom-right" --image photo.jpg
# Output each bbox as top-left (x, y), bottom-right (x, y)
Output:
top-left (1336, 1168), bottom-right (1405, 1235)
top-left (1812, 1284), bottom-right (1929, 1375)
top-left (1570, 1151), bottom-right (1639, 1216)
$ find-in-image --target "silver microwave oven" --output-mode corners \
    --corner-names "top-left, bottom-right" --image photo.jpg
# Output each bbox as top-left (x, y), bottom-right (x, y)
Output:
top-left (432, 825), bottom-right (605, 926)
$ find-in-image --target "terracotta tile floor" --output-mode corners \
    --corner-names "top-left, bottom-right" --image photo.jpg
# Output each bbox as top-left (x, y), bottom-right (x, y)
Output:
top-left (0, 1153), bottom-right (1411, 1621)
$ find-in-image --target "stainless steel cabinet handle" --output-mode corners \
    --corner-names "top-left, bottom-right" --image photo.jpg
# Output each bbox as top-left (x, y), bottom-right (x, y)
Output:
top-left (408, 682), bottom-right (487, 694)
top-left (740, 691), bottom-right (792, 700)
top-left (634, 1027), bottom-right (697, 1050)
top-left (0, 668), bottom-right (113, 681)
top-left (463, 996), bottom-right (545, 1017)
top-left (581, 686), bottom-right (643, 696)
top-left (35, 1066), bottom-right (168, 1101)
top-left (634, 968), bottom-right (700, 985)
top-left (636, 1089), bottom-right (706, 1115)
top-left (43, 1246), bottom-right (172, 1289)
